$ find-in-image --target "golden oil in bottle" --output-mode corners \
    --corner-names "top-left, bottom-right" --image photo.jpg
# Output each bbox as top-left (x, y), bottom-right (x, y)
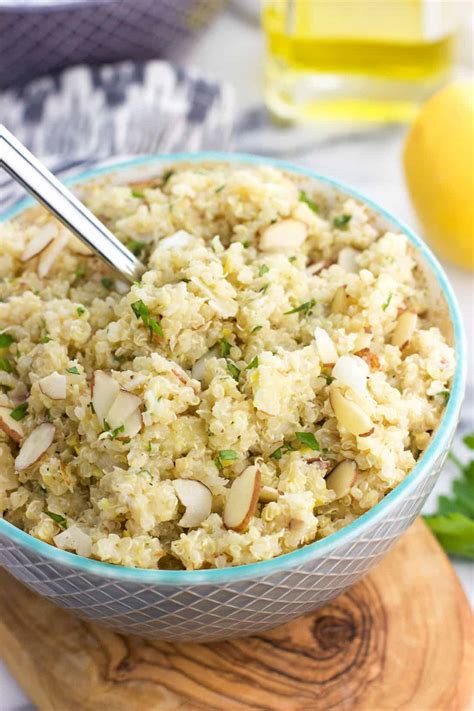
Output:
top-left (262, 0), bottom-right (457, 122)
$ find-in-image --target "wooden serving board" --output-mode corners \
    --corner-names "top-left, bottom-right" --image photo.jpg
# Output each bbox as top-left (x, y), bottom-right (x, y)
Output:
top-left (0, 520), bottom-right (472, 711)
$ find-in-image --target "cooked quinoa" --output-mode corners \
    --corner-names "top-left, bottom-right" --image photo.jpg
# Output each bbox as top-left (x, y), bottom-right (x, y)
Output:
top-left (0, 163), bottom-right (455, 569)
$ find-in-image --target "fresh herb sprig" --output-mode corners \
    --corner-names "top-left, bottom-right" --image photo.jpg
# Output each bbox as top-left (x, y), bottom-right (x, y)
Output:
top-left (424, 433), bottom-right (474, 558)
top-left (131, 300), bottom-right (164, 338)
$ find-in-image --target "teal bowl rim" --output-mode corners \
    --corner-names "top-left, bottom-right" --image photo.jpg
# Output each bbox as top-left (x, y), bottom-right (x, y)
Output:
top-left (0, 151), bottom-right (466, 585)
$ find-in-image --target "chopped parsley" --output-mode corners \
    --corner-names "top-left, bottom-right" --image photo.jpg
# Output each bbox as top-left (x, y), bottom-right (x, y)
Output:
top-left (77, 306), bottom-right (85, 317)
top-left (219, 449), bottom-right (238, 461)
top-left (321, 373), bottom-right (335, 385)
top-left (246, 356), bottom-right (259, 370)
top-left (288, 256), bottom-right (297, 263)
top-left (219, 338), bottom-right (231, 357)
top-left (251, 325), bottom-right (263, 334)
top-left (0, 357), bottom-right (12, 373)
top-left (333, 214), bottom-right (352, 229)
top-left (299, 190), bottom-right (319, 213)
top-left (131, 189), bottom-right (145, 198)
top-left (42, 335), bottom-right (53, 344)
top-left (243, 240), bottom-right (251, 248)
top-left (440, 390), bottom-right (450, 403)
top-left (162, 170), bottom-right (174, 185)
top-left (111, 425), bottom-right (125, 439)
top-left (382, 293), bottom-right (393, 311)
top-left (295, 432), bottom-right (320, 450)
top-left (259, 264), bottom-right (269, 276)
top-left (284, 299), bottom-right (316, 316)
top-left (101, 277), bottom-right (114, 290)
top-left (0, 333), bottom-right (13, 349)
top-left (424, 433), bottom-right (474, 558)
top-left (259, 283), bottom-right (269, 294)
top-left (66, 366), bottom-right (80, 375)
top-left (74, 265), bottom-right (86, 279)
top-left (126, 239), bottom-right (146, 256)
top-left (215, 184), bottom-right (226, 193)
top-left (45, 511), bottom-right (67, 528)
top-left (270, 442), bottom-right (295, 460)
top-left (226, 361), bottom-right (241, 381)
top-left (10, 402), bottom-right (28, 421)
top-left (131, 300), bottom-right (164, 337)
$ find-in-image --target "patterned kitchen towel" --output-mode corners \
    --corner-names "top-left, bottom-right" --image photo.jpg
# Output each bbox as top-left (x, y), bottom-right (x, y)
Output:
top-left (0, 59), bottom-right (235, 210)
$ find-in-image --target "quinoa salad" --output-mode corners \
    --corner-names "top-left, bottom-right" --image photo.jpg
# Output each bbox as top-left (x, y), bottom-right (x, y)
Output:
top-left (0, 163), bottom-right (455, 570)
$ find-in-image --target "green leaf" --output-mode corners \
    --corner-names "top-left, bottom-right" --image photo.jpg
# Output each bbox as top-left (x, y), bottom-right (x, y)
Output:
top-left (0, 333), bottom-right (13, 349)
top-left (463, 433), bottom-right (474, 450)
top-left (111, 425), bottom-right (125, 439)
top-left (259, 264), bottom-right (269, 276)
top-left (162, 170), bottom-right (174, 185)
top-left (226, 361), bottom-right (241, 381)
top-left (424, 513), bottom-right (474, 558)
top-left (219, 449), bottom-right (238, 461)
top-left (295, 432), bottom-right (320, 450)
top-left (42, 335), bottom-right (53, 344)
top-left (45, 511), bottom-right (67, 528)
top-left (452, 480), bottom-right (474, 517)
top-left (0, 357), bottom-right (12, 373)
top-left (126, 239), bottom-right (146, 256)
top-left (333, 214), bottom-right (352, 229)
top-left (246, 356), bottom-right (259, 370)
top-left (215, 184), bottom-right (225, 193)
top-left (440, 390), bottom-right (450, 403)
top-left (76, 306), bottom-right (85, 317)
top-left (251, 325), bottom-right (263, 334)
top-left (131, 189), bottom-right (145, 198)
top-left (270, 446), bottom-right (283, 460)
top-left (382, 293), bottom-right (393, 311)
top-left (131, 300), bottom-right (164, 338)
top-left (10, 403), bottom-right (28, 421)
top-left (219, 338), bottom-right (231, 357)
top-left (299, 190), bottom-right (319, 213)
top-left (148, 318), bottom-right (164, 337)
top-left (74, 265), bottom-right (86, 279)
top-left (101, 277), bottom-right (114, 290)
top-left (66, 367), bottom-right (80, 375)
top-left (284, 299), bottom-right (316, 315)
top-left (214, 456), bottom-right (223, 472)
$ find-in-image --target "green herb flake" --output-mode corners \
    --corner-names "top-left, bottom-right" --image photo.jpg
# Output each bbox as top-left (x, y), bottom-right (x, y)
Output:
top-left (131, 189), bottom-right (145, 199)
top-left (251, 325), bottom-right (263, 334)
top-left (131, 300), bottom-right (164, 338)
top-left (382, 293), bottom-right (393, 311)
top-left (77, 306), bottom-right (85, 317)
top-left (270, 443), bottom-right (295, 460)
top-left (101, 277), bottom-right (114, 290)
top-left (333, 214), bottom-right (352, 229)
top-left (0, 357), bottom-right (12, 373)
top-left (288, 256), bottom-right (297, 263)
top-left (226, 361), bottom-right (241, 381)
top-left (66, 366), bottom-right (80, 375)
top-left (284, 299), bottom-right (316, 316)
top-left (246, 356), bottom-right (259, 370)
top-left (219, 449), bottom-right (238, 462)
top-left (463, 434), bottom-right (474, 450)
top-left (215, 184), bottom-right (226, 194)
top-left (299, 190), bottom-right (319, 213)
top-left (214, 456), bottom-right (223, 472)
top-left (243, 240), bottom-right (251, 248)
top-left (259, 264), bottom-right (269, 276)
top-left (126, 239), bottom-right (146, 256)
top-left (45, 511), bottom-right (67, 528)
top-left (0, 333), bottom-right (13, 349)
top-left (259, 283), bottom-right (269, 294)
top-left (74, 265), bottom-right (86, 279)
top-left (440, 390), bottom-right (450, 403)
top-left (219, 338), bottom-right (231, 357)
top-left (111, 425), bottom-right (125, 439)
top-left (42, 335), bottom-right (53, 344)
top-left (162, 170), bottom-right (174, 185)
top-left (10, 402), bottom-right (28, 421)
top-left (295, 432), bottom-right (320, 451)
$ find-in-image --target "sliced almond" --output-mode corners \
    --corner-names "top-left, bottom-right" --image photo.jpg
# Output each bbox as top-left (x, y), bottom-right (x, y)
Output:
top-left (0, 406), bottom-right (24, 442)
top-left (191, 348), bottom-right (218, 382)
top-left (331, 286), bottom-right (348, 314)
top-left (38, 372), bottom-right (67, 400)
top-left (332, 355), bottom-right (369, 394)
top-left (314, 326), bottom-right (338, 366)
top-left (329, 384), bottom-right (374, 436)
top-left (354, 348), bottom-right (380, 371)
top-left (15, 423), bottom-right (55, 471)
top-left (118, 408), bottom-right (143, 439)
top-left (259, 485), bottom-right (279, 503)
top-left (106, 390), bottom-right (142, 431)
top-left (155, 230), bottom-right (193, 252)
top-left (54, 525), bottom-right (92, 557)
top-left (223, 465), bottom-right (261, 532)
top-left (260, 219), bottom-right (307, 254)
top-left (91, 371), bottom-right (121, 425)
top-left (21, 223), bottom-right (57, 262)
top-left (174, 479), bottom-right (212, 528)
top-left (337, 247), bottom-right (359, 273)
top-left (38, 229), bottom-right (69, 278)
top-left (391, 311), bottom-right (417, 349)
top-left (326, 460), bottom-right (357, 499)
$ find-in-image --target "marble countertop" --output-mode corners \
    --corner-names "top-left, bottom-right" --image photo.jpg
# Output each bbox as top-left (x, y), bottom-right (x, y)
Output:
top-left (1, 6), bottom-right (473, 709)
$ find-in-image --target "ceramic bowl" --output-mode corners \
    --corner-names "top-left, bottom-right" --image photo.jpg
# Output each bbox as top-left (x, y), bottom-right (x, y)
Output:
top-left (0, 153), bottom-right (466, 642)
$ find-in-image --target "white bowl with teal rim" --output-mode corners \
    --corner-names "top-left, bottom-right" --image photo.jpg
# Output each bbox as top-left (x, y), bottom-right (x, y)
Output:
top-left (0, 153), bottom-right (466, 641)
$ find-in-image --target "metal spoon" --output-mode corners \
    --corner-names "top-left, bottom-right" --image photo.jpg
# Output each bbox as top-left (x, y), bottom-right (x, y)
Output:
top-left (0, 124), bottom-right (146, 283)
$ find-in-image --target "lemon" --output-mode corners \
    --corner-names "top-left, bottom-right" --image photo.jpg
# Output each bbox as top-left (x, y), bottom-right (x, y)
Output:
top-left (403, 80), bottom-right (474, 270)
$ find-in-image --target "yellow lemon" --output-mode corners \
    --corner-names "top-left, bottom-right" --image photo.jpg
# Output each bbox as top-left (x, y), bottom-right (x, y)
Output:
top-left (403, 80), bottom-right (474, 270)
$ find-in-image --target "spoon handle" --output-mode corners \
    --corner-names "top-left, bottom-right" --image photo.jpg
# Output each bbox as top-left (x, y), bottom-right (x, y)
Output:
top-left (0, 125), bottom-right (145, 283)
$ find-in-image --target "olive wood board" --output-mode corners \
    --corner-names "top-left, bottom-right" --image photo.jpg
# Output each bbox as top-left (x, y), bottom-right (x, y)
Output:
top-left (0, 519), bottom-right (472, 711)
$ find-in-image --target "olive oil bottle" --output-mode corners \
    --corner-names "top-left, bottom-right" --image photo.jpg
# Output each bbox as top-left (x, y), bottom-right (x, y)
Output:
top-left (262, 0), bottom-right (457, 122)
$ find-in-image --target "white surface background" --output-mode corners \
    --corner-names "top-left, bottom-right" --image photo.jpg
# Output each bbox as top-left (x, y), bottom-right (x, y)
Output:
top-left (1, 5), bottom-right (473, 708)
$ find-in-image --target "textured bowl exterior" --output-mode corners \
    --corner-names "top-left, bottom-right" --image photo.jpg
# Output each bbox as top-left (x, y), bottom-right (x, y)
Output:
top-left (0, 153), bottom-right (465, 642)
